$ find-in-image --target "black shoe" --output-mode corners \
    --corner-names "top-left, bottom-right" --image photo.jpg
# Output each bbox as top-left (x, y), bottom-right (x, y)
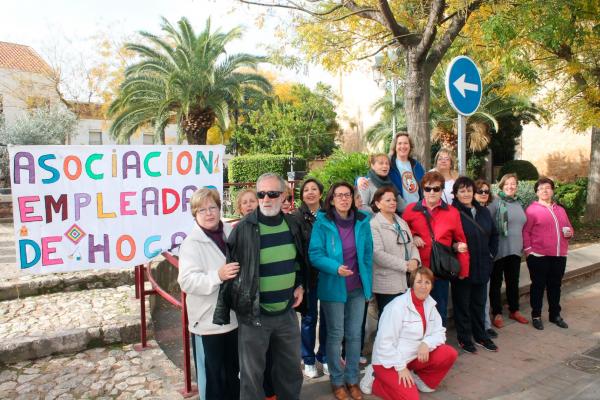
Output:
top-left (532, 317), bottom-right (544, 330)
top-left (475, 339), bottom-right (498, 352)
top-left (550, 316), bottom-right (569, 329)
top-left (459, 342), bottom-right (477, 354)
top-left (486, 328), bottom-right (498, 339)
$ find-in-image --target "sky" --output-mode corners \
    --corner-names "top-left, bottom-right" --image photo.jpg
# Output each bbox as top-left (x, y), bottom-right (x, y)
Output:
top-left (0, 0), bottom-right (382, 131)
top-left (0, 0), bottom-right (336, 89)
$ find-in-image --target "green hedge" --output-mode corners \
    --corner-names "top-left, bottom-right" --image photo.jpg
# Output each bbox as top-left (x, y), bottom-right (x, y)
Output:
top-left (499, 160), bottom-right (539, 181)
top-left (307, 151), bottom-right (369, 194)
top-left (492, 178), bottom-right (587, 226)
top-left (228, 154), bottom-right (306, 183)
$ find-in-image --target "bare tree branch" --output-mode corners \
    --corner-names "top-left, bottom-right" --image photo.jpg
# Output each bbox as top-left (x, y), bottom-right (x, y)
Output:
top-left (414, 0), bottom-right (445, 64)
top-left (376, 0), bottom-right (418, 47)
top-left (425, 0), bottom-right (485, 76)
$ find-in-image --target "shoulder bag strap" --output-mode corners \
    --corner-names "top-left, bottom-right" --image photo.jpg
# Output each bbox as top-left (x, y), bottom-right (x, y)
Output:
top-left (422, 209), bottom-right (436, 242)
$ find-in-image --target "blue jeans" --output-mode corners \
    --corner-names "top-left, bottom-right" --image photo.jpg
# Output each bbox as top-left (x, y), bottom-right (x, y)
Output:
top-left (321, 288), bottom-right (366, 386)
top-left (431, 278), bottom-right (449, 326)
top-left (301, 287), bottom-right (327, 365)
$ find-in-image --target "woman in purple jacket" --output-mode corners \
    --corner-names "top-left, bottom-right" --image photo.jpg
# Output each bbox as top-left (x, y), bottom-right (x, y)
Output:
top-left (523, 177), bottom-right (574, 330)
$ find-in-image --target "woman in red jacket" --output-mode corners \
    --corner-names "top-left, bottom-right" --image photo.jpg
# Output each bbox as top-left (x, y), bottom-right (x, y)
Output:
top-left (402, 171), bottom-right (469, 326)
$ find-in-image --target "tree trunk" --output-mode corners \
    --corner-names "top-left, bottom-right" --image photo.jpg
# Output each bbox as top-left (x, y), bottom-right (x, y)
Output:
top-left (584, 126), bottom-right (600, 223)
top-left (404, 56), bottom-right (431, 169)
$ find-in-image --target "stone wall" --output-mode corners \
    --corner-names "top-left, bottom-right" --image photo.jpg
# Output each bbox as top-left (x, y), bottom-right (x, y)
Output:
top-left (520, 122), bottom-right (591, 182)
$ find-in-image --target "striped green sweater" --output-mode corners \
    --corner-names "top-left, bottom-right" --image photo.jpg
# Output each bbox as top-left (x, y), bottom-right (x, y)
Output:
top-left (258, 213), bottom-right (299, 315)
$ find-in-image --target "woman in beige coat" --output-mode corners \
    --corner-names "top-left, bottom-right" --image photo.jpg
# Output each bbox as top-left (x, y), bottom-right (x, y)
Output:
top-left (370, 186), bottom-right (421, 318)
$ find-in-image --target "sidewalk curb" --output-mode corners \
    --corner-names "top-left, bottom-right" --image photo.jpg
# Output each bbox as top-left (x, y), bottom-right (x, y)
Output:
top-left (0, 320), bottom-right (152, 364)
top-left (0, 269), bottom-right (134, 301)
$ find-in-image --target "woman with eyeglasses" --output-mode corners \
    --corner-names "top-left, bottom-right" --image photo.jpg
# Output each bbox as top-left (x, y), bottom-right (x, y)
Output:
top-left (523, 177), bottom-right (573, 330)
top-left (309, 182), bottom-right (373, 400)
top-left (370, 186), bottom-right (421, 318)
top-left (178, 188), bottom-right (240, 399)
top-left (402, 171), bottom-right (470, 326)
top-left (451, 177), bottom-right (499, 354)
top-left (357, 132), bottom-right (425, 208)
top-left (487, 173), bottom-right (529, 329)
top-left (431, 148), bottom-right (459, 204)
top-left (474, 179), bottom-right (497, 339)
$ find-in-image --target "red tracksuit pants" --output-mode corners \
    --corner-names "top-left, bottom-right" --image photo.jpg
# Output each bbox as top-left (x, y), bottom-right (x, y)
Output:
top-left (372, 344), bottom-right (457, 400)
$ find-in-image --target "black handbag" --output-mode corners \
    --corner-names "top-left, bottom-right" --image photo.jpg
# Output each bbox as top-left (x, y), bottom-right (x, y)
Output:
top-left (423, 210), bottom-right (461, 280)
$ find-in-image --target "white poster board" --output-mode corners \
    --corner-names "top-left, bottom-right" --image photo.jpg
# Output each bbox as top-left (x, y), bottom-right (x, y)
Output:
top-left (9, 145), bottom-right (224, 274)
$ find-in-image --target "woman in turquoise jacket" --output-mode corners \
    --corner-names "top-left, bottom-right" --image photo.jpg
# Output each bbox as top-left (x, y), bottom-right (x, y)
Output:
top-left (309, 182), bottom-right (373, 400)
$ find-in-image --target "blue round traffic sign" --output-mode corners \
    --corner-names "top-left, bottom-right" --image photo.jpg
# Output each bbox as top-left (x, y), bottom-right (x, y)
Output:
top-left (445, 56), bottom-right (482, 116)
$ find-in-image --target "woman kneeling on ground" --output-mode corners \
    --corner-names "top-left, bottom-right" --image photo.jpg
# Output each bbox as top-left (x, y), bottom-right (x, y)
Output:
top-left (361, 267), bottom-right (457, 400)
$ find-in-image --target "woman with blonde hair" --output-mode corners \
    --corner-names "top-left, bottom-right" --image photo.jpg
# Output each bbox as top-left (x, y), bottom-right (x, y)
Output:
top-left (431, 148), bottom-right (459, 204)
top-left (178, 188), bottom-right (240, 399)
top-left (235, 188), bottom-right (258, 217)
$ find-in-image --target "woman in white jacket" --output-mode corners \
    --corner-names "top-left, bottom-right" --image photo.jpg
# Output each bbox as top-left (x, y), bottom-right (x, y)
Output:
top-left (362, 268), bottom-right (457, 400)
top-left (177, 188), bottom-right (240, 400)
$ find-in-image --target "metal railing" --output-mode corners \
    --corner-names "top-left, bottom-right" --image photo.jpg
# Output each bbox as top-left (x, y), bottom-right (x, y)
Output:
top-left (134, 252), bottom-right (197, 398)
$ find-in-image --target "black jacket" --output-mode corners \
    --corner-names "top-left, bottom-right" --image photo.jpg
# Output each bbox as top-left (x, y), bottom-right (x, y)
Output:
top-left (291, 203), bottom-right (321, 289)
top-left (213, 209), bottom-right (308, 326)
top-left (452, 200), bottom-right (499, 284)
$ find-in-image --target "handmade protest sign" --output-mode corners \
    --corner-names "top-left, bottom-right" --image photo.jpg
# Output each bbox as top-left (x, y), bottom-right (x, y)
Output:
top-left (9, 145), bottom-right (224, 274)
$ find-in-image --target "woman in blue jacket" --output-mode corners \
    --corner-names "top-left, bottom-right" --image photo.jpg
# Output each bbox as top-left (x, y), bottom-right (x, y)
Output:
top-left (309, 182), bottom-right (373, 400)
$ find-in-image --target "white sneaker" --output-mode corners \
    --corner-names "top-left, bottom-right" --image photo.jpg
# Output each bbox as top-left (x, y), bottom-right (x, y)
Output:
top-left (322, 362), bottom-right (330, 375)
top-left (359, 364), bottom-right (374, 395)
top-left (303, 363), bottom-right (318, 378)
top-left (412, 372), bottom-right (435, 393)
top-left (359, 356), bottom-right (368, 365)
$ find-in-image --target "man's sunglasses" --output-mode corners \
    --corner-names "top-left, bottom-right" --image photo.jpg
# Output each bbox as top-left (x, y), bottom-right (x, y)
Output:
top-left (257, 191), bottom-right (283, 199)
top-left (476, 189), bottom-right (490, 195)
top-left (423, 186), bottom-right (442, 193)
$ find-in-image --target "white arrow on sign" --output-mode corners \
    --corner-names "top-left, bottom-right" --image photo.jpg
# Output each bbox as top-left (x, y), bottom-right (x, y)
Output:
top-left (453, 74), bottom-right (479, 97)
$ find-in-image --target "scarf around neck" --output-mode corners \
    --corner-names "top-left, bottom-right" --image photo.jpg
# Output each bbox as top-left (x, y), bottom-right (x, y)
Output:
top-left (496, 191), bottom-right (516, 237)
top-left (367, 168), bottom-right (393, 189)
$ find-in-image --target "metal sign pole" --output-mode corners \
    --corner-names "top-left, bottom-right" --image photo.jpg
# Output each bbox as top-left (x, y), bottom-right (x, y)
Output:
top-left (457, 114), bottom-right (467, 175)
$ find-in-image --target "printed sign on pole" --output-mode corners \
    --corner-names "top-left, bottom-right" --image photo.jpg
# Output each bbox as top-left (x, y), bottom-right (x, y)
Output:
top-left (445, 56), bottom-right (482, 116)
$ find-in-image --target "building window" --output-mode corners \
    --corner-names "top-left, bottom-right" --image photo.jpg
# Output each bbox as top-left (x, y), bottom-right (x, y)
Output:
top-left (89, 130), bottom-right (103, 145)
top-left (143, 133), bottom-right (154, 145)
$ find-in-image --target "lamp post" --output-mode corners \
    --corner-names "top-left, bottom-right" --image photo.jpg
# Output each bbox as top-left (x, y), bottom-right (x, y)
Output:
top-left (372, 51), bottom-right (399, 149)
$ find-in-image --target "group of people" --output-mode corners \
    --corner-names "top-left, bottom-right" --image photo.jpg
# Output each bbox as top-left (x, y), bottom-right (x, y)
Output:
top-left (177, 132), bottom-right (574, 400)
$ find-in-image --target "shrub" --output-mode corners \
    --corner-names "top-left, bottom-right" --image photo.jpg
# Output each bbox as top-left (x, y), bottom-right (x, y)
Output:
top-left (555, 178), bottom-right (587, 226)
top-left (498, 160), bottom-right (539, 181)
top-left (228, 154), bottom-right (306, 183)
top-left (307, 150), bottom-right (369, 194)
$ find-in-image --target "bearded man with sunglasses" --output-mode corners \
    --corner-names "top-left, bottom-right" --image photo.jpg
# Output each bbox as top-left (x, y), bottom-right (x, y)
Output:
top-left (402, 171), bottom-right (470, 326)
top-left (214, 172), bottom-right (307, 400)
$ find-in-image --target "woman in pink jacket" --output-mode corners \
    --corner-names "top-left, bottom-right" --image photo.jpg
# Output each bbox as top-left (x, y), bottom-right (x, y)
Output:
top-left (523, 177), bottom-right (574, 330)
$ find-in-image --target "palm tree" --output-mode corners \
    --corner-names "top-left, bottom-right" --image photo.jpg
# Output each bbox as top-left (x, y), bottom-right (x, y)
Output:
top-left (365, 87), bottom-right (405, 151)
top-left (108, 17), bottom-right (272, 144)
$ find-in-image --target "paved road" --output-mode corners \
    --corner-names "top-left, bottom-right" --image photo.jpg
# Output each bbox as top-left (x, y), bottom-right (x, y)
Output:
top-left (300, 279), bottom-right (600, 399)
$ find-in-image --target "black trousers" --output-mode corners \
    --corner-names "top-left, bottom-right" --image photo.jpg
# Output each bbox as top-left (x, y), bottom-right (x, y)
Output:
top-left (238, 309), bottom-right (302, 400)
top-left (451, 278), bottom-right (489, 344)
top-left (375, 292), bottom-right (403, 319)
top-left (526, 255), bottom-right (567, 319)
top-left (490, 255), bottom-right (522, 315)
top-left (191, 329), bottom-right (239, 400)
